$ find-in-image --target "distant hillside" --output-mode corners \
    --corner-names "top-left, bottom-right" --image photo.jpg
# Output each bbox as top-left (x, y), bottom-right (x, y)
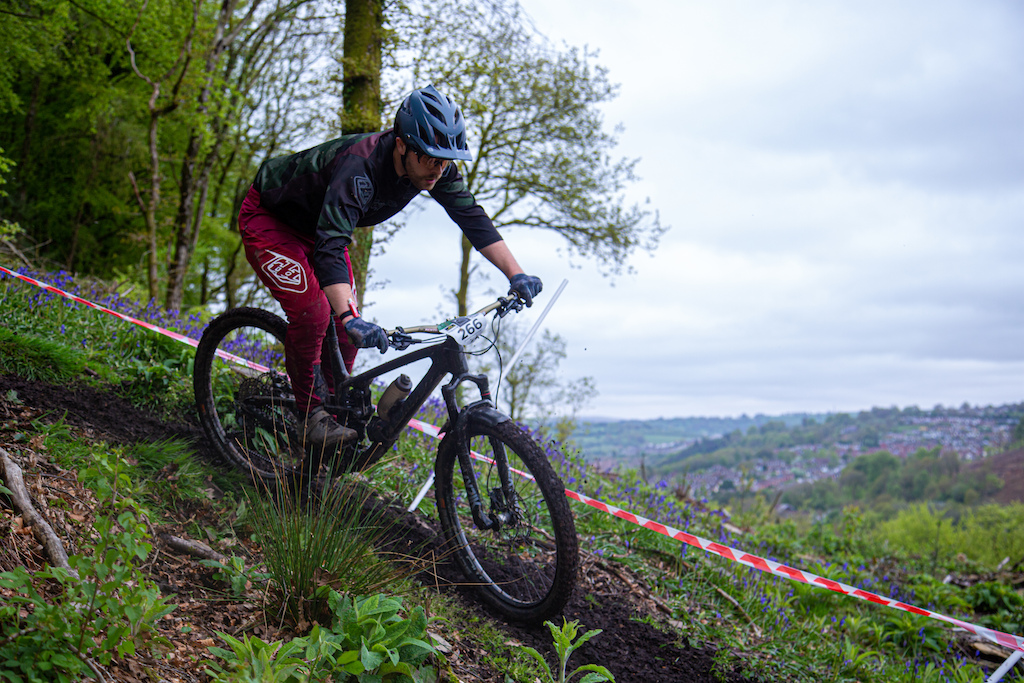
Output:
top-left (652, 403), bottom-right (1022, 474)
top-left (569, 412), bottom-right (822, 466)
top-left (975, 447), bottom-right (1024, 504)
top-left (566, 404), bottom-right (1024, 503)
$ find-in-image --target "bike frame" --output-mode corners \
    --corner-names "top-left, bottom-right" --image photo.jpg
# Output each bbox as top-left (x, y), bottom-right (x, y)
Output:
top-left (318, 314), bottom-right (507, 529)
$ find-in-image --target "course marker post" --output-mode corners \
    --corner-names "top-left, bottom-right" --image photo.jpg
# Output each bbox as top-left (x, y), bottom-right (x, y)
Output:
top-left (406, 279), bottom-right (568, 513)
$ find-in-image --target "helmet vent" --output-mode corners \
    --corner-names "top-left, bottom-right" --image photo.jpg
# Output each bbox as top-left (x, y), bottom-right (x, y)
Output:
top-left (424, 102), bottom-right (444, 121)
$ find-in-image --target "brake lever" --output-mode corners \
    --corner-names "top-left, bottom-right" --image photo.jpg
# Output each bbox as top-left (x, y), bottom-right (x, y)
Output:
top-left (497, 295), bottom-right (526, 318)
top-left (389, 327), bottom-right (415, 351)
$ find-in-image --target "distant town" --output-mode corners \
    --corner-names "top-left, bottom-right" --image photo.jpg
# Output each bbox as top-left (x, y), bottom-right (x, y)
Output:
top-left (572, 404), bottom-right (1022, 497)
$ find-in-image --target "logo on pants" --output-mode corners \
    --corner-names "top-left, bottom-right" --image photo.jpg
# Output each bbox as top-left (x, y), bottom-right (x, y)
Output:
top-left (261, 250), bottom-right (307, 293)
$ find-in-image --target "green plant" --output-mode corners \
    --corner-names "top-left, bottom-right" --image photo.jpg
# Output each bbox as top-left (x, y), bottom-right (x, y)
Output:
top-left (206, 633), bottom-right (307, 682)
top-left (117, 348), bottom-right (195, 415)
top-left (833, 639), bottom-right (880, 680)
top-left (200, 556), bottom-right (271, 599)
top-left (0, 448), bottom-right (176, 681)
top-left (519, 618), bottom-right (615, 683)
top-left (206, 592), bottom-right (438, 682)
top-left (0, 328), bottom-right (86, 382)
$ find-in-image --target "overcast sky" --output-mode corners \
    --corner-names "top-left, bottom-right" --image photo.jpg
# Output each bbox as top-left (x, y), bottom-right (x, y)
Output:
top-left (368, 0), bottom-right (1024, 421)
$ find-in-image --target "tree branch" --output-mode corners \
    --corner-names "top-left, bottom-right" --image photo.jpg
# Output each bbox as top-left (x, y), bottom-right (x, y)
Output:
top-left (0, 447), bottom-right (76, 576)
top-left (157, 532), bottom-right (229, 563)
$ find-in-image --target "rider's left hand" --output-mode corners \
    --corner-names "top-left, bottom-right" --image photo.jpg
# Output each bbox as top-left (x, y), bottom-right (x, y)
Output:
top-left (345, 316), bottom-right (389, 353)
top-left (509, 273), bottom-right (543, 307)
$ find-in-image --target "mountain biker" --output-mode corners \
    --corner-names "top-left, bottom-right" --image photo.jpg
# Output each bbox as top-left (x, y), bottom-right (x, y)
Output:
top-left (237, 84), bottom-right (543, 455)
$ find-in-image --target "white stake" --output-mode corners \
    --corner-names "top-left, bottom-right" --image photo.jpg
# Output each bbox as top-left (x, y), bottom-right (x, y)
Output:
top-left (986, 649), bottom-right (1023, 683)
top-left (407, 279), bottom-right (569, 513)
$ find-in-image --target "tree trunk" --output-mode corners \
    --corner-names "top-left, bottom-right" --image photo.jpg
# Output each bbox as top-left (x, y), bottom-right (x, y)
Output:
top-left (125, 0), bottom-right (198, 304)
top-left (144, 108), bottom-right (162, 302)
top-left (456, 233), bottom-right (473, 316)
top-left (341, 0), bottom-right (383, 306)
top-left (165, 133), bottom-right (202, 310)
top-left (165, 0), bottom-right (235, 311)
top-left (17, 77), bottom-right (42, 207)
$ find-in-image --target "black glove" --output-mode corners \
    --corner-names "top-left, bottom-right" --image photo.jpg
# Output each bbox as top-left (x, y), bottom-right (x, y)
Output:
top-left (345, 317), bottom-right (389, 353)
top-left (509, 273), bottom-right (543, 307)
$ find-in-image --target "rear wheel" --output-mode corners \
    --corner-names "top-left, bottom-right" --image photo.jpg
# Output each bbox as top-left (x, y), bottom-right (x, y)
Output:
top-left (435, 419), bottom-right (578, 623)
top-left (194, 308), bottom-right (304, 482)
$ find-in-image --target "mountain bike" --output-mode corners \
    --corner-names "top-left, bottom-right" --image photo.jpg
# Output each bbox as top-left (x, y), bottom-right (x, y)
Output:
top-left (192, 294), bottom-right (579, 622)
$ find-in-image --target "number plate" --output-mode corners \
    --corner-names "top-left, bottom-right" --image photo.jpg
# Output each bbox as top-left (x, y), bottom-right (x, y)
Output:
top-left (445, 314), bottom-right (486, 346)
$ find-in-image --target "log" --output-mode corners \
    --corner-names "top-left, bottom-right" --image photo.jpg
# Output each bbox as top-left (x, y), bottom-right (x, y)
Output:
top-left (0, 447), bottom-right (76, 576)
top-left (157, 532), bottom-right (229, 564)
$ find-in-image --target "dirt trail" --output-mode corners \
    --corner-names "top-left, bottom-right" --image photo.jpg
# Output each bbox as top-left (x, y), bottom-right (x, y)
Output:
top-left (0, 373), bottom-right (762, 682)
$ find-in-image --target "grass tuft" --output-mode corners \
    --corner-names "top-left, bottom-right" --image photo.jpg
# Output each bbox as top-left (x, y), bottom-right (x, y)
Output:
top-left (245, 467), bottom-right (423, 629)
top-left (0, 328), bottom-right (86, 381)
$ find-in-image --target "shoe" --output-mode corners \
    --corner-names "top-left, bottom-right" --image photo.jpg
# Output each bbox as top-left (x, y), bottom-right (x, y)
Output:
top-left (303, 406), bottom-right (357, 454)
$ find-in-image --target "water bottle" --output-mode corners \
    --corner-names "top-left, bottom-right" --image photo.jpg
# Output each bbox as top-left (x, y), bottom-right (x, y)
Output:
top-left (377, 374), bottom-right (412, 420)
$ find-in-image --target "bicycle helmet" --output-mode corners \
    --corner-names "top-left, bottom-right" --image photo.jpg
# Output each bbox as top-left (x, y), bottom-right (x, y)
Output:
top-left (394, 85), bottom-right (473, 161)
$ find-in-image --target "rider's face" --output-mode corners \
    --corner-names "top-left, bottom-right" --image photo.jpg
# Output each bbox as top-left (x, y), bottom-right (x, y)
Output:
top-left (395, 138), bottom-right (450, 191)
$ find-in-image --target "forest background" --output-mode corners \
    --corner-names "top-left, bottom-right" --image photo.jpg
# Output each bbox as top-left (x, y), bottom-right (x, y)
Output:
top-left (0, 0), bottom-right (661, 325)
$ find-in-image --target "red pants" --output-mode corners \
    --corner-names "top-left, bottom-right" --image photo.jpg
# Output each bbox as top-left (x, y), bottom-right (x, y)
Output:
top-left (238, 185), bottom-right (358, 414)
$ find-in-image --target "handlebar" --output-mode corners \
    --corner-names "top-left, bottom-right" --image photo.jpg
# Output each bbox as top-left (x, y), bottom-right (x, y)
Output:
top-left (386, 294), bottom-right (526, 351)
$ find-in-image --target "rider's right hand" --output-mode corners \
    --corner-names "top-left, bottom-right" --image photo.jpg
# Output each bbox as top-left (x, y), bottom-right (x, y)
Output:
top-left (509, 273), bottom-right (543, 307)
top-left (345, 316), bottom-right (389, 353)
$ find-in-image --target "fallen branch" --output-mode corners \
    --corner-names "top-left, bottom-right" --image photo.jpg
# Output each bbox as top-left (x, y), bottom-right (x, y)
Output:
top-left (0, 237), bottom-right (33, 268)
top-left (157, 532), bottom-right (228, 564)
top-left (0, 447), bottom-right (76, 576)
top-left (712, 585), bottom-right (763, 639)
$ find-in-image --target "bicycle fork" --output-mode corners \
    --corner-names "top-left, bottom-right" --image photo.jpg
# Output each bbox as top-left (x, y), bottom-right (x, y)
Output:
top-left (442, 374), bottom-right (516, 532)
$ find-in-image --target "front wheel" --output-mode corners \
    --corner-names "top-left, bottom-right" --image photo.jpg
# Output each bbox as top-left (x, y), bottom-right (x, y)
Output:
top-left (435, 419), bottom-right (579, 623)
top-left (193, 307), bottom-right (305, 482)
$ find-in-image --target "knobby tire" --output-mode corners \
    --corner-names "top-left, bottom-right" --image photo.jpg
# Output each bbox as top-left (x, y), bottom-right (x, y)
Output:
top-left (435, 419), bottom-right (579, 623)
top-left (193, 307), bottom-right (303, 483)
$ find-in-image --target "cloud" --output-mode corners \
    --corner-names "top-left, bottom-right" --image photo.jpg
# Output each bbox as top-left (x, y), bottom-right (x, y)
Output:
top-left (366, 0), bottom-right (1024, 420)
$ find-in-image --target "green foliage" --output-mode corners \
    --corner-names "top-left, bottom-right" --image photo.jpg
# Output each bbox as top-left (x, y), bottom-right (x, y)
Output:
top-left (518, 619), bottom-right (615, 683)
top-left (874, 503), bottom-right (1024, 568)
top-left (0, 146), bottom-right (20, 237)
top-left (206, 592), bottom-right (437, 682)
top-left (117, 345), bottom-right (195, 414)
top-left (0, 447), bottom-right (175, 682)
top-left (0, 0), bottom-right (339, 306)
top-left (200, 556), bottom-right (271, 599)
top-left (783, 446), bottom-right (1005, 512)
top-left (962, 581), bottom-right (1024, 633)
top-left (0, 328), bottom-right (86, 382)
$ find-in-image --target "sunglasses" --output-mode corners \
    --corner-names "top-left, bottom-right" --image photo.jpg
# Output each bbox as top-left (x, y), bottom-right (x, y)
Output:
top-left (414, 151), bottom-right (451, 170)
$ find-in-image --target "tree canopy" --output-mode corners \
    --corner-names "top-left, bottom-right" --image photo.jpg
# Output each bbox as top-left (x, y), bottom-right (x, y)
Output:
top-left (0, 0), bottom-right (343, 309)
top-left (1, 0), bottom-right (664, 327)
top-left (389, 0), bottom-right (666, 314)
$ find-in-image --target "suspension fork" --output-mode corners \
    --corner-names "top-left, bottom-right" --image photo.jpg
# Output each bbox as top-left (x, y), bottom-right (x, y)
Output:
top-left (441, 373), bottom-right (512, 531)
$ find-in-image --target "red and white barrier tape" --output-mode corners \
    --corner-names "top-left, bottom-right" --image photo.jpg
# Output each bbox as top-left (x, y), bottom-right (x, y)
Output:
top-left (5, 266), bottom-right (1022, 654)
top-left (562, 488), bottom-right (1024, 652)
top-left (0, 266), bottom-right (268, 372)
top-left (405, 414), bottom-right (1024, 652)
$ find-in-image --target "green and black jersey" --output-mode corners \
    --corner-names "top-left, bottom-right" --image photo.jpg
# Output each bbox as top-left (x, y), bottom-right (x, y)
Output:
top-left (253, 129), bottom-right (501, 288)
